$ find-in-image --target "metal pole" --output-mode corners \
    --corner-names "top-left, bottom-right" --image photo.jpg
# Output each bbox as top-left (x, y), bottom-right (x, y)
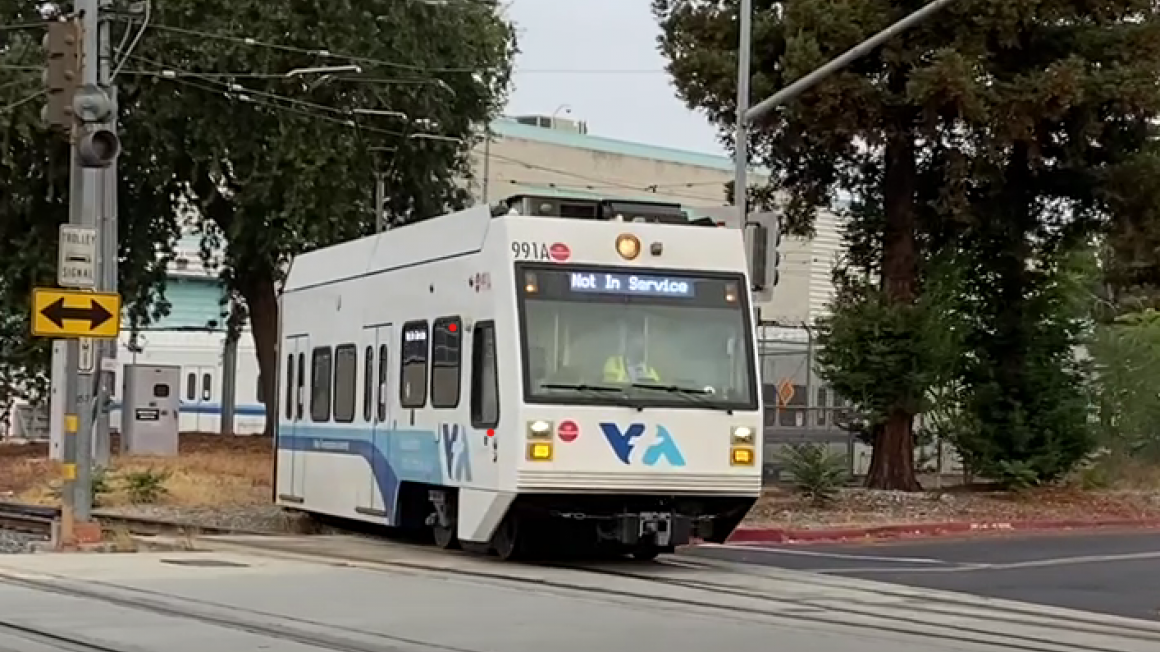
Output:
top-left (94, 0), bottom-right (117, 467)
top-left (74, 0), bottom-right (103, 523)
top-left (374, 172), bottom-right (386, 232)
top-left (481, 131), bottom-right (491, 203)
top-left (734, 0), bottom-right (752, 226)
top-left (220, 331), bottom-right (238, 436)
top-left (744, 0), bottom-right (958, 124)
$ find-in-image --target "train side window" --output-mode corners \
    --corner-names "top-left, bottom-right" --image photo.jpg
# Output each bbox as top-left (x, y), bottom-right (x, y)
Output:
top-left (185, 373), bottom-right (196, 401)
top-left (430, 316), bottom-right (462, 409)
top-left (400, 321), bottom-right (429, 408)
top-left (310, 347), bottom-right (333, 422)
top-left (295, 353), bottom-right (305, 420)
top-left (377, 344), bottom-right (388, 421)
top-left (363, 346), bottom-right (373, 422)
top-left (471, 320), bottom-right (499, 428)
top-left (284, 354), bottom-right (294, 419)
top-left (333, 344), bottom-right (357, 423)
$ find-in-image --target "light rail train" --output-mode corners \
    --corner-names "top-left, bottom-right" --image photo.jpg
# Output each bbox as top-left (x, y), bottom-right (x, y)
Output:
top-left (273, 194), bottom-right (766, 559)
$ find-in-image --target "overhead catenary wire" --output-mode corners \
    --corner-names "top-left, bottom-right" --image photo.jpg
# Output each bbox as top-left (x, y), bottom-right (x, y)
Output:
top-left (144, 22), bottom-right (671, 77)
top-left (146, 23), bottom-right (486, 74)
top-left (127, 54), bottom-right (413, 138)
top-left (110, 0), bottom-right (151, 80)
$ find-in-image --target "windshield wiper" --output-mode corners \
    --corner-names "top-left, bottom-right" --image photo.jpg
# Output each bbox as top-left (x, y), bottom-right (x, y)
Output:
top-left (631, 383), bottom-right (712, 395)
top-left (629, 383), bottom-right (732, 412)
top-left (541, 383), bottom-right (623, 392)
top-left (539, 383), bottom-right (638, 408)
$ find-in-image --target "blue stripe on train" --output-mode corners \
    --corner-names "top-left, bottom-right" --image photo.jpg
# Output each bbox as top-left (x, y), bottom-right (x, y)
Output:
top-left (276, 424), bottom-right (446, 522)
top-left (107, 401), bottom-right (267, 417)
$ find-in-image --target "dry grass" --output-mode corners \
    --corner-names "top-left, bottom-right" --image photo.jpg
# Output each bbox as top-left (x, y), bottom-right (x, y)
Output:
top-left (0, 434), bottom-right (273, 508)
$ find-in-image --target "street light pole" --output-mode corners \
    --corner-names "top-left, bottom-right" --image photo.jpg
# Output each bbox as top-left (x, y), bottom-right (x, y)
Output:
top-left (734, 0), bottom-right (752, 227)
top-left (733, 0), bottom-right (958, 216)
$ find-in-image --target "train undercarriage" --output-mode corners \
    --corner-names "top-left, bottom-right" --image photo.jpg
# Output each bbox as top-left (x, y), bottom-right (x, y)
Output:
top-left (427, 490), bottom-right (755, 561)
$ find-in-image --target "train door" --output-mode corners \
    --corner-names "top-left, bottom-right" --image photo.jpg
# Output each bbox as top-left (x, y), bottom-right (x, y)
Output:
top-left (357, 324), bottom-right (392, 516)
top-left (283, 335), bottom-right (309, 499)
top-left (182, 366), bottom-right (216, 432)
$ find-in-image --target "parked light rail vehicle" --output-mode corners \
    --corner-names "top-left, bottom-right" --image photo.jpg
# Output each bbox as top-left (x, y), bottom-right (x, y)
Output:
top-left (274, 194), bottom-right (766, 560)
top-left (107, 330), bottom-right (267, 435)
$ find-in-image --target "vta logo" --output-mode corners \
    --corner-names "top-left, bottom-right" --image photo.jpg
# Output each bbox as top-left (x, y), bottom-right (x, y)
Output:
top-left (441, 424), bottom-right (472, 482)
top-left (599, 423), bottom-right (686, 467)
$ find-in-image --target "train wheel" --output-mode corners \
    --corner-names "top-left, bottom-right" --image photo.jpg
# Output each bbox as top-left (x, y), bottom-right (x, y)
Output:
top-left (432, 521), bottom-right (459, 549)
top-left (491, 514), bottom-right (523, 561)
top-left (631, 545), bottom-right (661, 561)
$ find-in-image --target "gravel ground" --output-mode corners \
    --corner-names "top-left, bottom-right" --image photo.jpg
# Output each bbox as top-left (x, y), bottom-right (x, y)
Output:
top-left (95, 504), bottom-right (315, 533)
top-left (0, 530), bottom-right (48, 553)
top-left (86, 486), bottom-right (1160, 536)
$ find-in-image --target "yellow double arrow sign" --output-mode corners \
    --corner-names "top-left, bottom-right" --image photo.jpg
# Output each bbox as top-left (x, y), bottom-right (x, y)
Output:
top-left (30, 288), bottom-right (120, 339)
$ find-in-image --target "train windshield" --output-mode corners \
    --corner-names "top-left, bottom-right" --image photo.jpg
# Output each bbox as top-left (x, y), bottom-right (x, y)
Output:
top-left (516, 264), bottom-right (758, 410)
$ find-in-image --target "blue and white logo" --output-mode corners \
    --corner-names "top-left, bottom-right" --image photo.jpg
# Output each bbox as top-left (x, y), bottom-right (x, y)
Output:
top-left (441, 423), bottom-right (472, 482)
top-left (599, 422), bottom-right (686, 467)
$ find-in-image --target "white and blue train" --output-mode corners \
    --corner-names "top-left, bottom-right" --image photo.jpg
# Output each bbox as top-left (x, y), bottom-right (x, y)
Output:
top-left (106, 330), bottom-right (267, 435)
top-left (274, 194), bottom-right (765, 559)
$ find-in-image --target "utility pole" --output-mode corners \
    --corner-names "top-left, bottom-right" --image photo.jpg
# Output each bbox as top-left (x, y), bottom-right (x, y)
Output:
top-left (42, 16), bottom-right (82, 545)
top-left (94, 0), bottom-right (119, 467)
top-left (39, 1), bottom-right (122, 545)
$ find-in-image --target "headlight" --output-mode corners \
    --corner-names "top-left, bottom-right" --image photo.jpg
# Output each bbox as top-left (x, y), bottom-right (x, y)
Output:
top-left (730, 425), bottom-right (755, 444)
top-left (527, 420), bottom-right (553, 439)
top-left (615, 234), bottom-right (641, 260)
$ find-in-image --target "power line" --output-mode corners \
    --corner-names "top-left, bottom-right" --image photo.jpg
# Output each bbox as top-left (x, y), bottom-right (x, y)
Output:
top-left (147, 23), bottom-right (486, 74)
top-left (152, 74), bottom-right (408, 139)
top-left (128, 54), bottom-right (412, 137)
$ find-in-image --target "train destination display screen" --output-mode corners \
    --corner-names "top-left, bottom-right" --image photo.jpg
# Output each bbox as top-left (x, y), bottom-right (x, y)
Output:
top-left (568, 271), bottom-right (694, 298)
top-left (521, 265), bottom-right (742, 309)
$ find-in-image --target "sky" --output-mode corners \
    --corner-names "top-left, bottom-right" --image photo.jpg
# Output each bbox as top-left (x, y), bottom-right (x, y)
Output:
top-left (502, 0), bottom-right (726, 156)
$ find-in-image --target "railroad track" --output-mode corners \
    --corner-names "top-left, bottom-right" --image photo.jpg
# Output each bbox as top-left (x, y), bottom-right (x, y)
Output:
top-left (0, 500), bottom-right (277, 539)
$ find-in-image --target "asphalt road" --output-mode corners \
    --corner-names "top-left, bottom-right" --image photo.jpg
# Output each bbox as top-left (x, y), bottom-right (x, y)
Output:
top-left (683, 529), bottom-right (1160, 622)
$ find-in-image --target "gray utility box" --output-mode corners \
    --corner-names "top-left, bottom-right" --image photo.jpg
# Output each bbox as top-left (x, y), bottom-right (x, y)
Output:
top-left (120, 364), bottom-right (180, 456)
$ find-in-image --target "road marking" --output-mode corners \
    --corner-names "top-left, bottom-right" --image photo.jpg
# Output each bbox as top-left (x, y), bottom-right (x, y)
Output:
top-left (698, 543), bottom-right (952, 565)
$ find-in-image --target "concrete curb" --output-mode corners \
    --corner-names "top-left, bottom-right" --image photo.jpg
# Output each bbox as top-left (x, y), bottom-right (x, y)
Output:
top-left (726, 517), bottom-right (1160, 545)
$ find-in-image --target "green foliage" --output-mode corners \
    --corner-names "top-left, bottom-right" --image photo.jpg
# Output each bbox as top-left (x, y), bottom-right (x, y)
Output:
top-left (779, 443), bottom-right (848, 506)
top-left (116, 0), bottom-right (517, 434)
top-left (949, 245), bottom-right (1098, 487)
top-left (120, 468), bottom-right (171, 504)
top-left (0, 2), bottom-right (516, 424)
top-left (91, 466), bottom-right (112, 507)
top-left (1089, 309), bottom-right (1160, 459)
top-left (815, 255), bottom-right (967, 438)
top-left (0, 3), bottom-right (180, 405)
top-left (656, 0), bottom-right (1160, 489)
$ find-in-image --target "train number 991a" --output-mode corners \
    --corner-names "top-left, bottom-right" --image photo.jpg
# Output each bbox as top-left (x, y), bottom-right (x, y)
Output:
top-left (512, 241), bottom-right (550, 260)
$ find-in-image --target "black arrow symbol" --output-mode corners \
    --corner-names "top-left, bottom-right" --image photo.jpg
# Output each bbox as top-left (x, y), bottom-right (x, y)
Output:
top-left (41, 297), bottom-right (113, 330)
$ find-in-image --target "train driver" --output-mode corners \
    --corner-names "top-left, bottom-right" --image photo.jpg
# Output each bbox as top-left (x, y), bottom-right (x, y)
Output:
top-left (603, 326), bottom-right (661, 384)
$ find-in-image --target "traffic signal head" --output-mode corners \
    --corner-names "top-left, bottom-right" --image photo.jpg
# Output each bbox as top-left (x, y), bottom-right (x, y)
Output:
top-left (77, 126), bottom-right (120, 168)
top-left (41, 19), bottom-right (80, 133)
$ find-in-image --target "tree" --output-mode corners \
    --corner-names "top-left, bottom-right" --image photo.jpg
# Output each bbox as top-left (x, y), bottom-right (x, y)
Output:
top-left (0, 5), bottom-right (178, 408)
top-left (656, 0), bottom-right (1160, 489)
top-left (115, 0), bottom-right (516, 434)
top-left (655, 0), bottom-right (970, 489)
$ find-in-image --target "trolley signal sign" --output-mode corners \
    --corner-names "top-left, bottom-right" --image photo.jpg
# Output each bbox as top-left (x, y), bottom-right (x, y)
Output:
top-left (30, 287), bottom-right (120, 339)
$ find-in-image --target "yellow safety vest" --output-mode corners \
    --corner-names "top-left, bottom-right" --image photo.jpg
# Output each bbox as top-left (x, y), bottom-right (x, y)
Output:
top-left (603, 356), bottom-right (660, 383)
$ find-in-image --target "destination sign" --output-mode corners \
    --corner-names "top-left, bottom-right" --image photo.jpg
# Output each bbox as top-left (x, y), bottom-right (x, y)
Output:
top-left (568, 272), bottom-right (694, 298)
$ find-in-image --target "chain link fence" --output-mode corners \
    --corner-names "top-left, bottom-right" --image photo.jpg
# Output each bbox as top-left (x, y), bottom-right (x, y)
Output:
top-left (757, 323), bottom-right (965, 487)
